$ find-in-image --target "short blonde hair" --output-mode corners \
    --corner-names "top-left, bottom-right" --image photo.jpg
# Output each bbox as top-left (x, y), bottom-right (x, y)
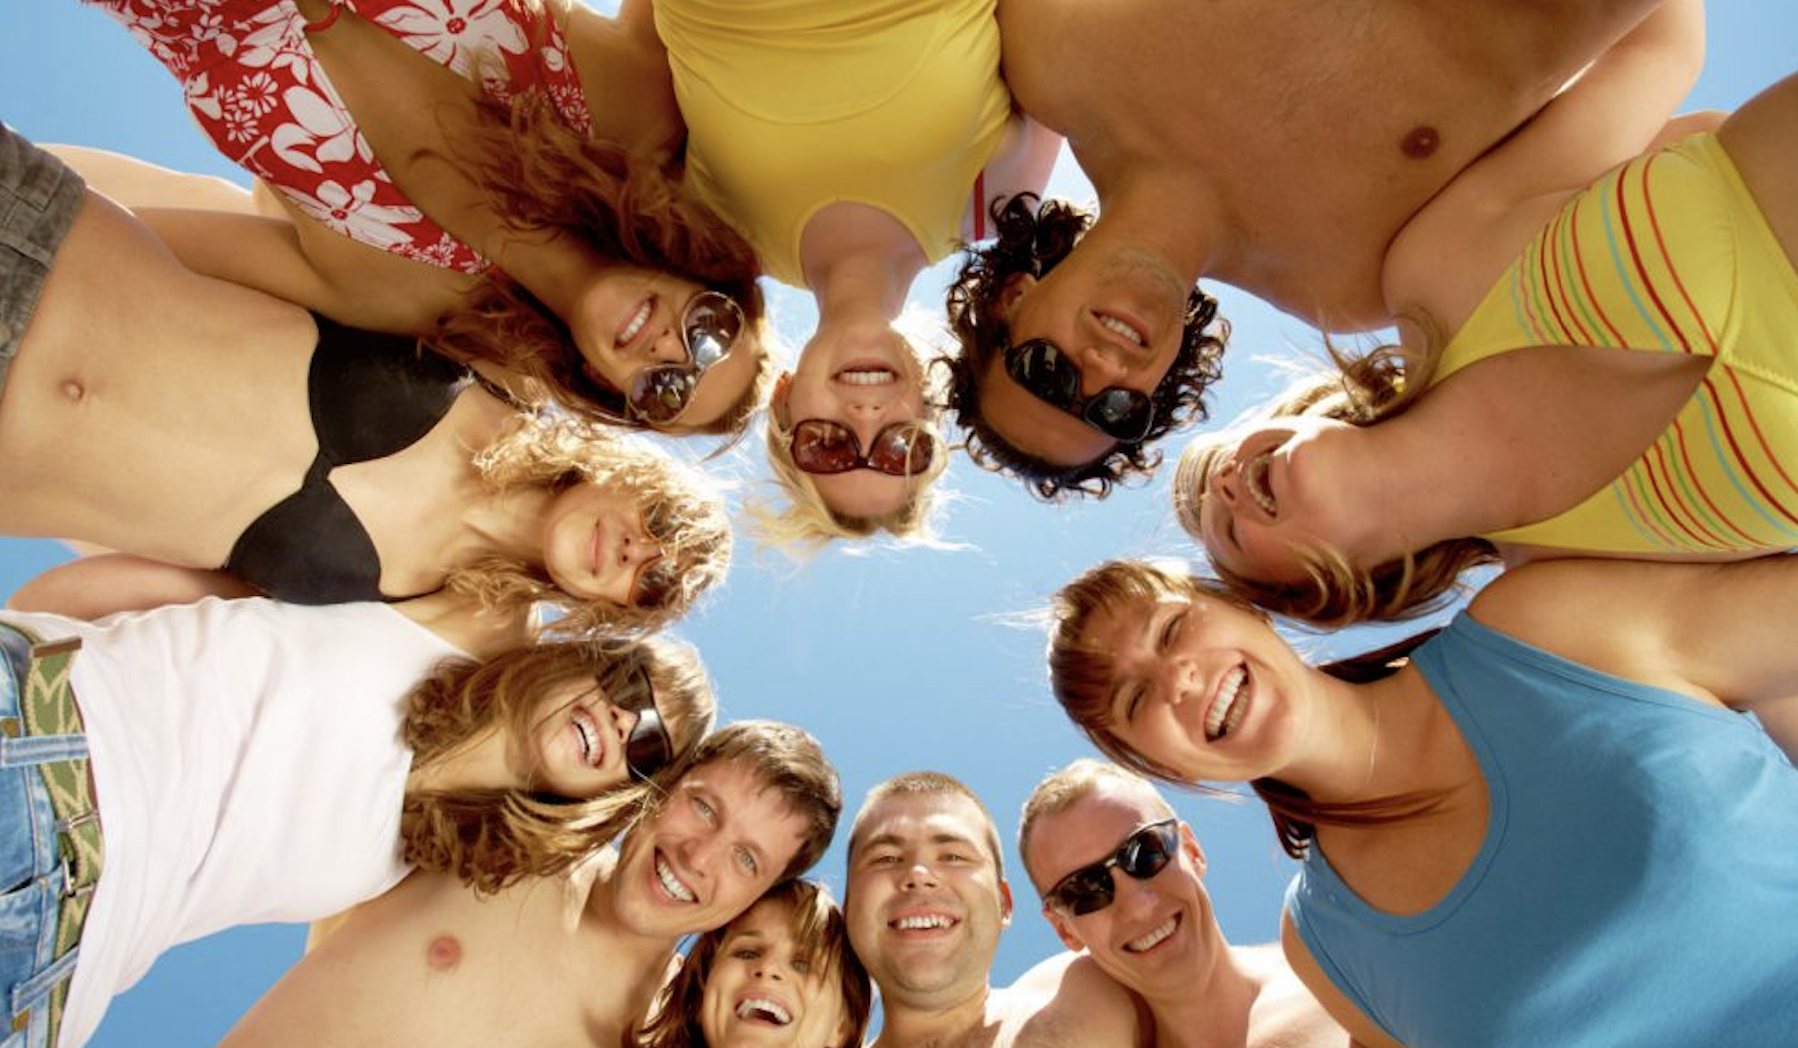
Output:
top-left (447, 415), bottom-right (732, 637)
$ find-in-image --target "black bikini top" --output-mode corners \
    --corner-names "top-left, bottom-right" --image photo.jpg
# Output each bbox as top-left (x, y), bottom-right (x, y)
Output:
top-left (223, 316), bottom-right (473, 605)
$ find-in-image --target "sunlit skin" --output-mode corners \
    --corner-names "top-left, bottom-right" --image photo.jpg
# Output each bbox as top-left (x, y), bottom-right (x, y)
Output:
top-left (574, 269), bottom-right (763, 431)
top-left (610, 760), bottom-right (810, 940)
top-left (980, 248), bottom-right (1189, 467)
top-left (700, 899), bottom-right (855, 1048)
top-left (845, 792), bottom-right (1012, 1012)
top-left (524, 677), bottom-right (653, 798)
top-left (1195, 417), bottom-right (1402, 585)
top-left (1026, 783), bottom-right (1220, 1003)
top-left (1080, 593), bottom-right (1323, 784)
top-left (775, 316), bottom-right (932, 521)
top-left (538, 484), bottom-right (665, 607)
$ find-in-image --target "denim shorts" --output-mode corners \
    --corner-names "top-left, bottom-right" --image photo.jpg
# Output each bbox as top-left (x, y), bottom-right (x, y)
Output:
top-left (0, 624), bottom-right (90, 1048)
top-left (0, 124), bottom-right (86, 400)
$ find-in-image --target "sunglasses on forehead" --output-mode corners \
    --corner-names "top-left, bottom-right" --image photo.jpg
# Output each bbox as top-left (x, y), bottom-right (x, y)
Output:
top-left (1003, 338), bottom-right (1157, 443)
top-left (787, 419), bottom-right (938, 477)
top-left (604, 660), bottom-right (675, 780)
top-left (1041, 818), bottom-right (1179, 917)
top-left (616, 291), bottom-right (747, 424)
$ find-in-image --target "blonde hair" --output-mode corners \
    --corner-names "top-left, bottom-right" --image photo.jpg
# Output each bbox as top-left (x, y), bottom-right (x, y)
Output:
top-left (445, 415), bottom-right (732, 638)
top-left (401, 636), bottom-right (717, 894)
top-left (632, 880), bottom-right (872, 1048)
top-left (1173, 349), bottom-right (1495, 626)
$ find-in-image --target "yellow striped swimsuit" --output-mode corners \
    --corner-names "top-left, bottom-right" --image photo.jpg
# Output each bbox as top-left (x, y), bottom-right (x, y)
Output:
top-left (1431, 132), bottom-right (1798, 554)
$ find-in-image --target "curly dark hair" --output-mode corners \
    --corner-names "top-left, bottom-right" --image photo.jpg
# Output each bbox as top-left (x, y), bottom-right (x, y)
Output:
top-left (940, 195), bottom-right (1229, 500)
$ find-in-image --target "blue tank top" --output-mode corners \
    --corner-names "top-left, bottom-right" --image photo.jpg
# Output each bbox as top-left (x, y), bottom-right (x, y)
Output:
top-left (1286, 613), bottom-right (1798, 1047)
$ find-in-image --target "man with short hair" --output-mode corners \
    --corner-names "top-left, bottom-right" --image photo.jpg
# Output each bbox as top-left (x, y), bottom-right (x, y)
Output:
top-left (941, 0), bottom-right (1678, 498)
top-left (1020, 760), bottom-right (1346, 1048)
top-left (216, 721), bottom-right (842, 1048)
top-left (845, 771), bottom-right (1149, 1048)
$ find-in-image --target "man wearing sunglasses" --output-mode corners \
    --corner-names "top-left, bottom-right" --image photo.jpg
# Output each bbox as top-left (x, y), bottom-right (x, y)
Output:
top-left (1020, 761), bottom-right (1345, 1048)
top-left (844, 771), bottom-right (1152, 1048)
top-left (940, 0), bottom-right (1678, 500)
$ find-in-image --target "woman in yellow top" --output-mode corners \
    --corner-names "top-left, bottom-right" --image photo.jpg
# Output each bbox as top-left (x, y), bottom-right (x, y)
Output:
top-left (1176, 2), bottom-right (1798, 625)
top-left (653, 0), bottom-right (1062, 551)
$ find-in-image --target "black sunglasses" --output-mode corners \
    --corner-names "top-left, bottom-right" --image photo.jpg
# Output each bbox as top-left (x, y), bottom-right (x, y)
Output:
top-left (1002, 338), bottom-right (1156, 442)
top-left (1041, 818), bottom-right (1179, 917)
top-left (788, 419), bottom-right (938, 477)
top-left (618, 291), bottom-right (747, 424)
top-left (604, 660), bottom-right (674, 780)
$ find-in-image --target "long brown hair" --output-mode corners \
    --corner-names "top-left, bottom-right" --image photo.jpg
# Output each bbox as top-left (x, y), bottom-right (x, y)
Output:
top-left (1047, 559), bottom-right (1448, 859)
top-left (427, 89), bottom-right (772, 437)
top-left (401, 636), bottom-right (716, 894)
top-left (632, 880), bottom-right (872, 1048)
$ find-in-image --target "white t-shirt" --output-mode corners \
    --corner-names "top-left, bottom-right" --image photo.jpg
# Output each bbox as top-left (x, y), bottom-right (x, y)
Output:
top-left (1, 598), bottom-right (463, 1048)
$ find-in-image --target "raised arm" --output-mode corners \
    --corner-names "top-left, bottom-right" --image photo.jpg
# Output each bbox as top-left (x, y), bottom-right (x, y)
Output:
top-left (964, 112), bottom-right (1064, 240)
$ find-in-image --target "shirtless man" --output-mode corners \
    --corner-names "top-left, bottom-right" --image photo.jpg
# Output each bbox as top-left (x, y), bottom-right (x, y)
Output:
top-left (941, 0), bottom-right (1680, 497)
top-left (1020, 761), bottom-right (1346, 1048)
top-left (215, 721), bottom-right (841, 1047)
top-left (845, 771), bottom-right (1149, 1048)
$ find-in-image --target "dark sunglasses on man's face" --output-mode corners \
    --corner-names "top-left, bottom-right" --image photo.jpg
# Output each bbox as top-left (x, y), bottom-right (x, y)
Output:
top-left (1042, 818), bottom-right (1180, 917)
top-left (605, 660), bottom-right (674, 780)
top-left (788, 419), bottom-right (938, 477)
top-left (623, 291), bottom-right (747, 424)
top-left (1002, 338), bottom-right (1156, 442)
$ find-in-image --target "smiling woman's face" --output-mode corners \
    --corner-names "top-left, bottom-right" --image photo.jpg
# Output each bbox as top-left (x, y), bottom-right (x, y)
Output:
top-left (539, 483), bottom-right (665, 607)
top-left (698, 898), bottom-right (852, 1048)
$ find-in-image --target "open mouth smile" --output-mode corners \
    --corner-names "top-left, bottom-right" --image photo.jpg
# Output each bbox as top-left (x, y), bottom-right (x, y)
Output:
top-left (1204, 666), bottom-right (1252, 741)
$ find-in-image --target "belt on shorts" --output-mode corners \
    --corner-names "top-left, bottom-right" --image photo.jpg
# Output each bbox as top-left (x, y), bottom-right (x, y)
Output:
top-left (0, 621), bottom-right (102, 1043)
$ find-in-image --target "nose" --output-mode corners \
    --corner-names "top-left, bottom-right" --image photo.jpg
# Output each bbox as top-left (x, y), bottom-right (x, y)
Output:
top-left (1076, 342), bottom-right (1129, 393)
top-left (650, 324), bottom-right (688, 365)
top-left (901, 861), bottom-right (939, 891)
top-left (619, 527), bottom-right (664, 569)
top-left (1156, 658), bottom-right (1194, 706)
top-left (750, 958), bottom-right (785, 982)
top-left (1211, 459), bottom-right (1242, 507)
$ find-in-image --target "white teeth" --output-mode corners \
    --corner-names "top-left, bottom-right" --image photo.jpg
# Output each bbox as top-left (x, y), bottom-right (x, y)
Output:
top-left (617, 300), bottom-right (652, 346)
top-left (572, 710), bottom-right (598, 766)
top-left (1098, 313), bottom-right (1144, 346)
top-left (837, 367), bottom-right (896, 386)
top-left (736, 998), bottom-right (792, 1025)
top-left (656, 856), bottom-right (696, 902)
top-left (892, 913), bottom-right (954, 930)
top-left (1126, 915), bottom-right (1178, 953)
top-left (1205, 667), bottom-right (1249, 741)
top-left (1246, 454), bottom-right (1277, 516)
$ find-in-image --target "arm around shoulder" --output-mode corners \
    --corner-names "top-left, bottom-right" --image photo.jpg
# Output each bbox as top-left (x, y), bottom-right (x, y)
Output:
top-left (1008, 951), bottom-right (1146, 1048)
top-left (7, 553), bottom-right (259, 618)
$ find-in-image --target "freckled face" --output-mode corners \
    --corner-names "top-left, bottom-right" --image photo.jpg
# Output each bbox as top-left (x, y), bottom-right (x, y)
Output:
top-left (699, 899), bottom-right (853, 1048)
top-left (539, 484), bottom-right (664, 607)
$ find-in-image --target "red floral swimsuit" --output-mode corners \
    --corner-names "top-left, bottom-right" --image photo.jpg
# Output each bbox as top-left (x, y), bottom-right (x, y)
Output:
top-left (87, 0), bottom-right (594, 274)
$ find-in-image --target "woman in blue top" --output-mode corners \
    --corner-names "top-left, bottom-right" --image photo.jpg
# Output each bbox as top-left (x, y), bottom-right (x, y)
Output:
top-left (1043, 551), bottom-right (1798, 1047)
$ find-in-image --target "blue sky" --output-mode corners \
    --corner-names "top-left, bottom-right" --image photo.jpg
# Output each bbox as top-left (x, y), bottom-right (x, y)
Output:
top-left (3, 3), bottom-right (1792, 1044)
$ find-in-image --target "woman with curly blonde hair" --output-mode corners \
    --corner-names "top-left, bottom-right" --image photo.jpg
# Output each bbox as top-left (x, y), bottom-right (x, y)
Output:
top-left (631, 879), bottom-right (871, 1048)
top-left (64, 0), bottom-right (772, 436)
top-left (1175, 5), bottom-right (1798, 626)
top-left (2, 125), bottom-right (728, 651)
top-left (0, 590), bottom-right (713, 1047)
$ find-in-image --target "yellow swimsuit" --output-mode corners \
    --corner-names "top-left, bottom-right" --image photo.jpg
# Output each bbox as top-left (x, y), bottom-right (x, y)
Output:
top-left (655, 0), bottom-right (1012, 288)
top-left (1432, 133), bottom-right (1798, 554)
